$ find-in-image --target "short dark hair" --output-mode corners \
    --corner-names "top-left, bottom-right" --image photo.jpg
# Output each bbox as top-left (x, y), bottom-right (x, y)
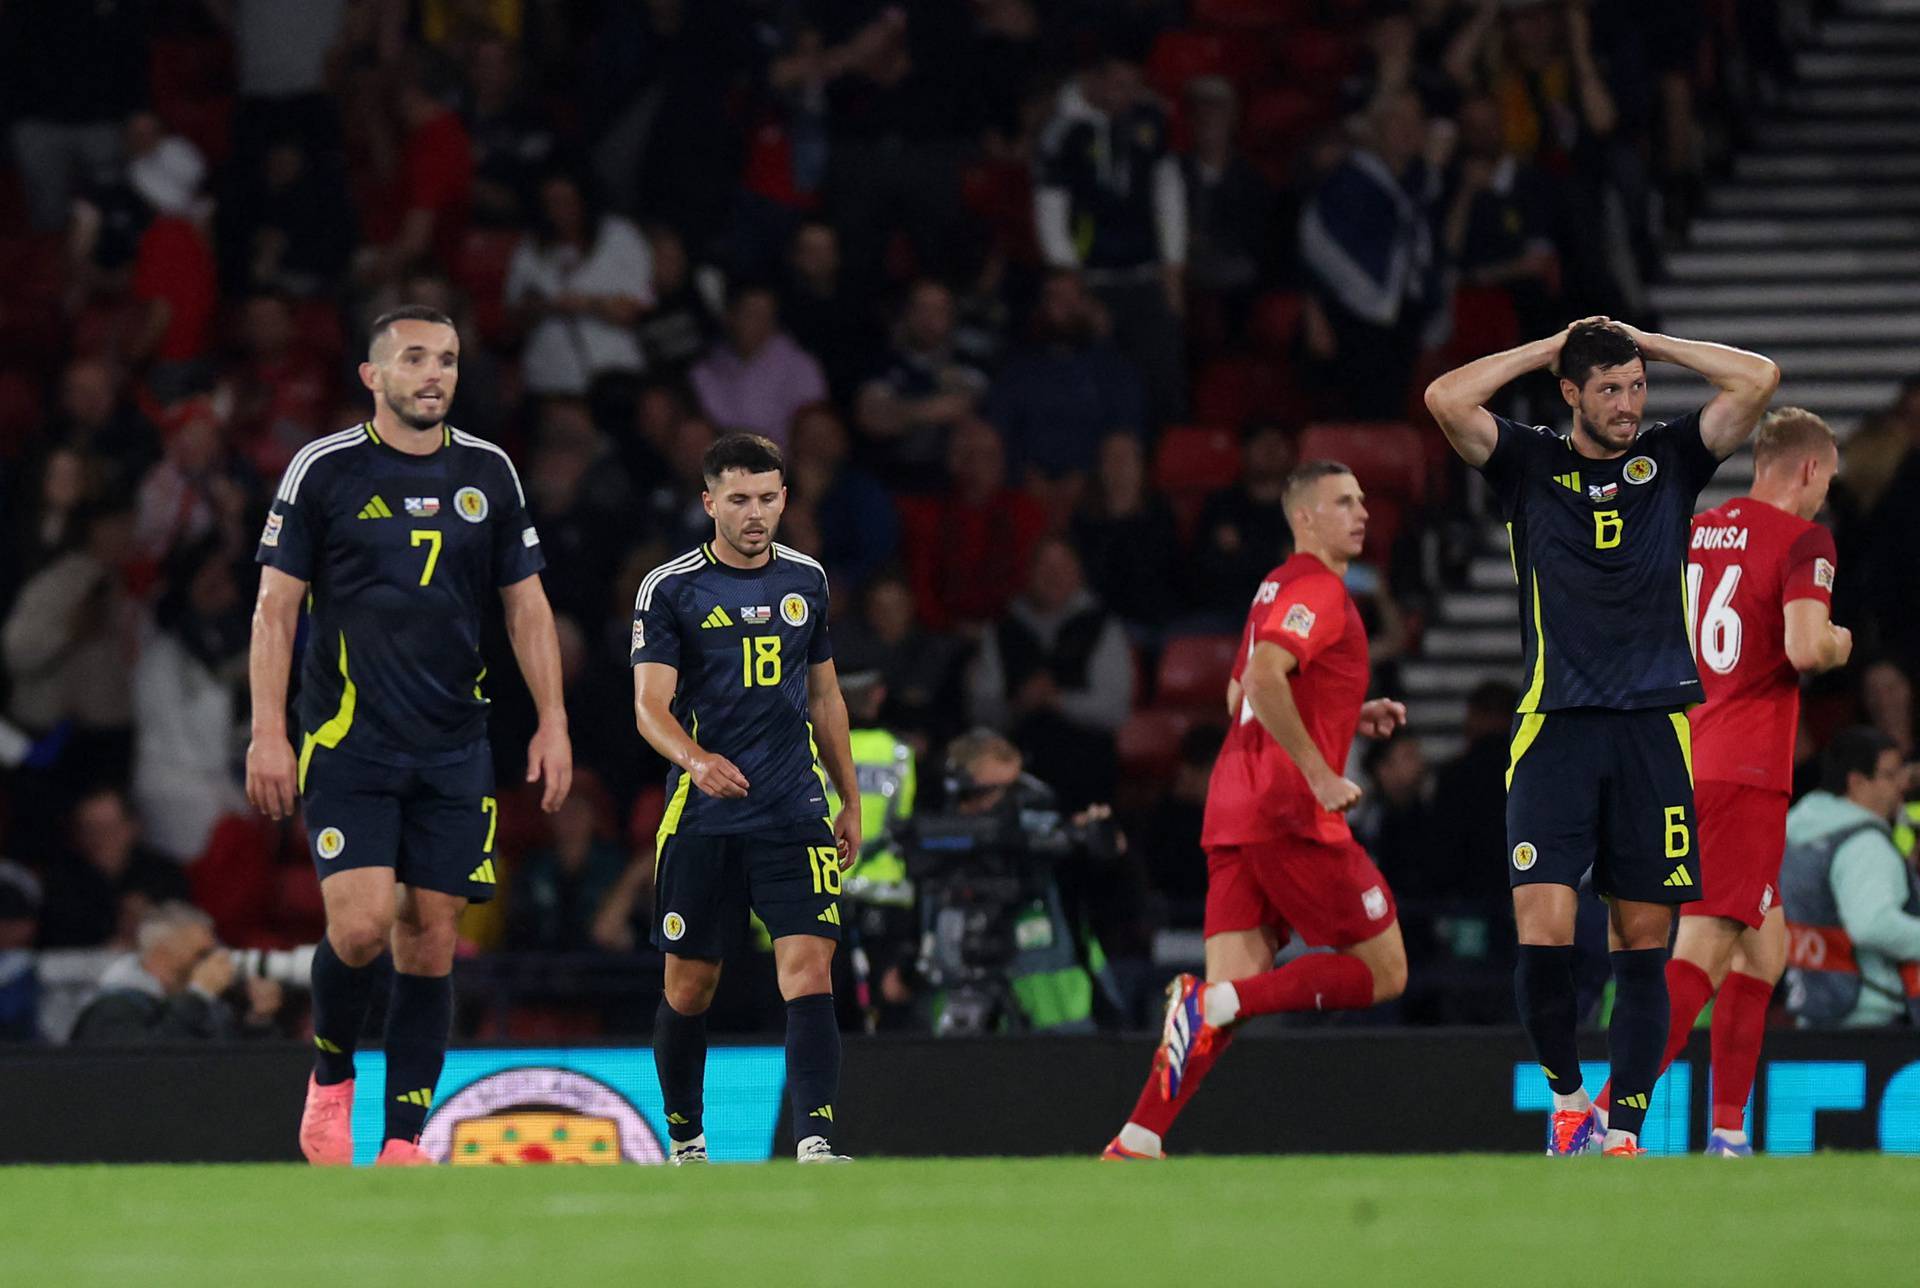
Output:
top-left (1820, 725), bottom-right (1899, 796)
top-left (1282, 459), bottom-right (1354, 510)
top-left (1555, 321), bottom-right (1643, 390)
top-left (368, 305), bottom-right (455, 359)
top-left (702, 432), bottom-right (785, 484)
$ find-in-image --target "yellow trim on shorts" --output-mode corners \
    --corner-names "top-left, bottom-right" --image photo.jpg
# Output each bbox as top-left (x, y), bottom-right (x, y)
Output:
top-left (1669, 710), bottom-right (1694, 786)
top-left (1505, 713), bottom-right (1547, 791)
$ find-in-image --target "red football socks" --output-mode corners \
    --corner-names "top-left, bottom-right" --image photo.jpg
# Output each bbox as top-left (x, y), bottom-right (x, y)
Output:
top-left (1126, 1027), bottom-right (1235, 1136)
top-left (1233, 953), bottom-right (1375, 1018)
top-left (1710, 971), bottom-right (1773, 1132)
top-left (1598, 957), bottom-right (1713, 1112)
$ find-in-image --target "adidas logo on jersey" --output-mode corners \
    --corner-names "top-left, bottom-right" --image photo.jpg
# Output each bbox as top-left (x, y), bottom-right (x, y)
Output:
top-left (358, 495), bottom-right (394, 520)
top-left (817, 904), bottom-right (840, 926)
top-left (1552, 471), bottom-right (1581, 493)
top-left (469, 860), bottom-right (497, 884)
top-left (1663, 865), bottom-right (1694, 888)
top-left (700, 606), bottom-right (735, 629)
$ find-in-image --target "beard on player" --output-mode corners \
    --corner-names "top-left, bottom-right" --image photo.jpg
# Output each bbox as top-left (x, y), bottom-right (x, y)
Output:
top-left (383, 381), bottom-right (452, 431)
top-left (1573, 404), bottom-right (1641, 453)
top-left (715, 495), bottom-right (782, 560)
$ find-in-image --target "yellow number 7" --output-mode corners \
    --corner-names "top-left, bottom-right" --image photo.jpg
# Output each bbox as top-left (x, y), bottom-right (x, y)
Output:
top-left (411, 529), bottom-right (442, 585)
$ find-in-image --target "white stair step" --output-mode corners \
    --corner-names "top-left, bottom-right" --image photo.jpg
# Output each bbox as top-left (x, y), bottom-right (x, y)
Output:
top-left (1657, 312), bottom-right (1920, 343)
top-left (1401, 661), bottom-right (1524, 694)
top-left (1690, 216), bottom-right (1920, 246)
top-left (1413, 734), bottom-right (1466, 763)
top-left (1841, 0), bottom-right (1920, 16)
top-left (1650, 376), bottom-right (1896, 417)
top-left (1818, 19), bottom-right (1920, 48)
top-left (1441, 592), bottom-right (1519, 626)
top-left (1797, 50), bottom-right (1920, 78)
top-left (1710, 184), bottom-right (1920, 214)
top-left (1404, 698), bottom-right (1467, 729)
top-left (1468, 555), bottom-right (1515, 591)
top-left (1665, 247), bottom-right (1920, 278)
top-left (1756, 120), bottom-right (1920, 148)
top-left (1771, 347), bottom-right (1920, 378)
top-left (1736, 153), bottom-right (1920, 182)
top-left (1420, 627), bottom-right (1523, 659)
top-left (1788, 84), bottom-right (1920, 114)
top-left (1650, 280), bottom-right (1920, 311)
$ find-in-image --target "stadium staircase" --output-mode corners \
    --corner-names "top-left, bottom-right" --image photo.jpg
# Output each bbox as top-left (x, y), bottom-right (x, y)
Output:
top-left (1404, 0), bottom-right (1920, 760)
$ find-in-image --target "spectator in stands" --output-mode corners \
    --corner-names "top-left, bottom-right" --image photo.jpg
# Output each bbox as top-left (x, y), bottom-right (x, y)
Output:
top-left (222, 293), bottom-right (334, 479)
top-left (834, 571), bottom-right (966, 750)
top-left (780, 220), bottom-right (880, 404)
top-left (1352, 732), bottom-right (1432, 894)
top-left (1131, 722), bottom-right (1222, 923)
top-left (985, 270), bottom-right (1146, 489)
top-left (3, 497), bottom-right (140, 777)
top-left (45, 358), bottom-right (160, 494)
top-left (462, 35), bottom-right (557, 228)
top-left (1034, 48), bottom-right (1187, 428)
top-left (1181, 77), bottom-right (1277, 349)
top-left (123, 123), bottom-right (217, 400)
top-left (0, 1), bottom-right (150, 231)
top-left (905, 417), bottom-right (1047, 630)
top-left (132, 400), bottom-right (249, 572)
top-left (65, 112), bottom-right (200, 312)
top-left (788, 403), bottom-right (899, 593)
top-left (689, 284), bottom-right (827, 447)
top-left (0, 862), bottom-right (42, 1041)
top-left (856, 279), bottom-right (991, 487)
top-left (639, 413), bottom-right (720, 553)
top-left (214, 135), bottom-right (356, 297)
top-left (358, 73), bottom-right (474, 284)
top-left (37, 788), bottom-right (191, 950)
top-left (216, 0), bottom-right (348, 167)
top-left (968, 536), bottom-right (1133, 809)
top-left (132, 538), bottom-right (251, 864)
top-left (1190, 422), bottom-right (1295, 618)
top-left (69, 902), bottom-right (283, 1042)
top-left (525, 415), bottom-right (633, 623)
top-left (1443, 93), bottom-right (1561, 342)
top-left (5, 448), bottom-right (93, 603)
top-left (1861, 661), bottom-right (1914, 760)
top-left (1780, 727), bottom-right (1920, 1028)
top-left (1298, 89), bottom-right (1447, 420)
top-left (507, 790), bottom-right (628, 952)
top-left (1071, 432), bottom-right (1182, 634)
top-left (506, 171), bottom-right (653, 398)
top-left (1427, 679), bottom-right (1521, 904)
top-left (635, 224), bottom-right (722, 383)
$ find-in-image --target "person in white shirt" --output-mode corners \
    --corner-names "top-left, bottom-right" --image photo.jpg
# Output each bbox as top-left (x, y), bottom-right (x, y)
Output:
top-left (506, 171), bottom-right (653, 396)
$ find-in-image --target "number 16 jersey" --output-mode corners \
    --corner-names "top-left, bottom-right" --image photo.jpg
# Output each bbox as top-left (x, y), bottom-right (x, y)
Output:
top-left (1478, 409), bottom-right (1723, 712)
top-left (631, 542), bottom-right (834, 836)
top-left (1687, 498), bottom-right (1835, 793)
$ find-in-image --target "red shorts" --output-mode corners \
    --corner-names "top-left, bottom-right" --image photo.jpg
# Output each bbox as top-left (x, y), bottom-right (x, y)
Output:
top-left (1203, 834), bottom-right (1397, 948)
top-left (1684, 780), bottom-right (1790, 930)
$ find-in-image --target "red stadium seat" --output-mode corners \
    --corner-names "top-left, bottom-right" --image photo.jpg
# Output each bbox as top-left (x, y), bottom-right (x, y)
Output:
top-left (1445, 285), bottom-right (1522, 365)
top-left (1146, 30), bottom-right (1230, 101)
top-left (1248, 290), bottom-right (1305, 356)
top-left (1118, 708), bottom-right (1194, 785)
top-left (1298, 421), bottom-right (1427, 506)
top-left (1153, 424), bottom-right (1241, 495)
top-left (454, 228), bottom-right (523, 345)
top-left (1156, 634), bottom-right (1241, 711)
top-left (1275, 27), bottom-right (1353, 83)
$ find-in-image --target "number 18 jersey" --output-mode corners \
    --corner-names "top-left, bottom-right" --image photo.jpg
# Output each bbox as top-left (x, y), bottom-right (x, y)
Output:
top-left (1686, 498), bottom-right (1836, 792)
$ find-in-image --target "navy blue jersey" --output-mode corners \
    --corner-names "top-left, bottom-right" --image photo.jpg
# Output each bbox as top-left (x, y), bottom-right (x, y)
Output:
top-left (632, 542), bottom-right (834, 836)
top-left (256, 423), bottom-right (545, 767)
top-left (1479, 409), bottom-right (1721, 712)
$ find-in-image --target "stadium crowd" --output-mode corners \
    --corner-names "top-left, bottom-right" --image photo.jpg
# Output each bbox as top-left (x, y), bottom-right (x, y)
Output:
top-left (0, 0), bottom-right (1913, 1042)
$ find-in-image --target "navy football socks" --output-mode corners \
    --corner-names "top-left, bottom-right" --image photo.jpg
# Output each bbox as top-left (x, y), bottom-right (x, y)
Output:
top-left (382, 972), bottom-right (453, 1143)
top-left (654, 997), bottom-right (709, 1143)
top-left (1607, 948), bottom-right (1671, 1140)
top-left (785, 993), bottom-right (840, 1146)
top-left (1515, 945), bottom-right (1585, 1098)
top-left (310, 937), bottom-right (382, 1086)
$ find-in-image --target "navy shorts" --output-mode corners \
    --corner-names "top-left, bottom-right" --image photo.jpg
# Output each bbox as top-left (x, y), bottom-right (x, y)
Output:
top-left (300, 740), bottom-right (499, 903)
top-left (653, 819), bottom-right (843, 958)
top-left (1505, 706), bottom-right (1699, 904)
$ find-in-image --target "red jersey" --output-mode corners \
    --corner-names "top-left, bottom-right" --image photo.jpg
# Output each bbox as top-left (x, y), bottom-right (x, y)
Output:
top-left (1686, 497), bottom-right (1836, 792)
top-left (1202, 553), bottom-right (1370, 847)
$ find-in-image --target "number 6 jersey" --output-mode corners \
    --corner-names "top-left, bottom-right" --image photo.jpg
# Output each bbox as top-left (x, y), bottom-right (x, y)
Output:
top-left (630, 542), bottom-right (835, 835)
top-left (1687, 498), bottom-right (1836, 793)
top-left (1478, 409), bottom-right (1723, 712)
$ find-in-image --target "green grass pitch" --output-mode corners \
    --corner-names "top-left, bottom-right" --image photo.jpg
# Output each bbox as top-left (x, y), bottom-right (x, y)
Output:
top-left (2, 1156), bottom-right (1911, 1286)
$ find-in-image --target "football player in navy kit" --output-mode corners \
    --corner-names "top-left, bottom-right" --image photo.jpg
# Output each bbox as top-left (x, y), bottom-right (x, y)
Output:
top-left (632, 432), bottom-right (861, 1164)
top-left (1426, 318), bottom-right (1779, 1154)
top-left (250, 306), bottom-right (572, 1166)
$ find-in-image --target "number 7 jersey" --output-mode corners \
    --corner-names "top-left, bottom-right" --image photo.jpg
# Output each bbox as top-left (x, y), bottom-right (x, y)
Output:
top-left (1687, 498), bottom-right (1836, 792)
top-left (631, 542), bottom-right (835, 835)
top-left (1479, 409), bottom-right (1723, 712)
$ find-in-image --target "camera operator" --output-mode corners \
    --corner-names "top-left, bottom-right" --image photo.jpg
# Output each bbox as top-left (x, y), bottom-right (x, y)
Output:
top-left (69, 902), bottom-right (284, 1042)
top-left (903, 730), bottom-right (1125, 1036)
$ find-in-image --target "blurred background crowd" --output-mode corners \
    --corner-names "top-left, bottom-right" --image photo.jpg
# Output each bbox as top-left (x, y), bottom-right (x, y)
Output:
top-left (1, 0), bottom-right (1915, 1043)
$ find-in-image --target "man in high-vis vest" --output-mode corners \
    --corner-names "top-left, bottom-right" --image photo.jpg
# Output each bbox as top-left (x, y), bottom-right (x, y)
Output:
top-left (1780, 727), bottom-right (1920, 1027)
top-left (828, 672), bottom-right (918, 1029)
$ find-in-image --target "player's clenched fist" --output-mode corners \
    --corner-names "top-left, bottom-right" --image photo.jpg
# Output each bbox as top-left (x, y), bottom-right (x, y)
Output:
top-left (246, 736), bottom-right (300, 820)
top-left (1309, 771), bottom-right (1363, 814)
top-left (688, 751), bottom-right (750, 799)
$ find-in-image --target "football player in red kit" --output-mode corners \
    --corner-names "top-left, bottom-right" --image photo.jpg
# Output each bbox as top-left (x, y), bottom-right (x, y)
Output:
top-left (1596, 408), bottom-right (1852, 1154)
top-left (1103, 461), bottom-right (1409, 1160)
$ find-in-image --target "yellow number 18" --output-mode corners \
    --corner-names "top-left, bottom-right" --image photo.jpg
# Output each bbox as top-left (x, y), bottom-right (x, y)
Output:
top-left (742, 636), bottom-right (781, 687)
